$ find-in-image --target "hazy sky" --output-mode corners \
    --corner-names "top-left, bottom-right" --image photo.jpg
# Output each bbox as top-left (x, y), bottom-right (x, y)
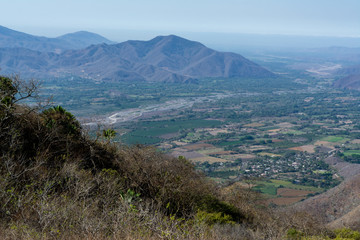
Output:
top-left (2, 0), bottom-right (360, 40)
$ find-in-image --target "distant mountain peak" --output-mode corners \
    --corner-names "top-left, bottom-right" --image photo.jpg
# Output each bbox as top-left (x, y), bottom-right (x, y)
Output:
top-left (0, 25), bottom-right (20, 34)
top-left (0, 25), bottom-right (115, 52)
top-left (57, 31), bottom-right (115, 48)
top-left (59, 30), bottom-right (95, 36)
top-left (150, 34), bottom-right (205, 47)
top-left (153, 34), bottom-right (194, 41)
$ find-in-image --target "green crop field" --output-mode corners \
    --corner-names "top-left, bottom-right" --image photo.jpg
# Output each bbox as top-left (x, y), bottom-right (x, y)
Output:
top-left (321, 136), bottom-right (346, 143)
top-left (253, 180), bottom-right (323, 196)
top-left (252, 183), bottom-right (278, 195)
top-left (284, 130), bottom-right (306, 135)
top-left (270, 180), bottom-right (322, 192)
top-left (343, 150), bottom-right (360, 156)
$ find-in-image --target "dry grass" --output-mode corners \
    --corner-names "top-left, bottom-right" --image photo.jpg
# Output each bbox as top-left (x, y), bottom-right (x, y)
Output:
top-left (0, 98), bottom-right (254, 239)
top-left (0, 76), bottom-right (344, 239)
top-left (268, 197), bottom-right (305, 206)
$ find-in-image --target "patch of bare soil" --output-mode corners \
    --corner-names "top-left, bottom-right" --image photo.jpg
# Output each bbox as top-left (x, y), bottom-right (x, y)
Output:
top-left (276, 122), bottom-right (296, 128)
top-left (191, 156), bottom-right (228, 163)
top-left (170, 150), bottom-right (205, 159)
top-left (244, 123), bottom-right (264, 127)
top-left (183, 143), bottom-right (214, 150)
top-left (268, 197), bottom-right (305, 206)
top-left (314, 141), bottom-right (337, 149)
top-left (210, 151), bottom-right (234, 155)
top-left (288, 145), bottom-right (315, 153)
top-left (277, 188), bottom-right (314, 197)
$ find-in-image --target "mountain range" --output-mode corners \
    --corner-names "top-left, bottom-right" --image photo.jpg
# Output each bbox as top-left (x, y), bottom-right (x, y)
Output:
top-left (0, 26), bottom-right (274, 83)
top-left (0, 25), bottom-right (114, 52)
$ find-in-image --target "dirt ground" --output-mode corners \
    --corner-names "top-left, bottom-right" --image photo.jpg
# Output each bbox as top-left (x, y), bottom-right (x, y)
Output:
top-left (276, 122), bottom-right (296, 128)
top-left (288, 145), bottom-right (315, 153)
top-left (191, 156), bottom-right (229, 163)
top-left (172, 141), bottom-right (187, 146)
top-left (244, 123), bottom-right (264, 127)
top-left (210, 151), bottom-right (234, 155)
top-left (268, 129), bottom-right (281, 132)
top-left (266, 188), bottom-right (315, 206)
top-left (314, 141), bottom-right (337, 149)
top-left (221, 154), bottom-right (256, 160)
top-left (277, 188), bottom-right (314, 197)
top-left (183, 143), bottom-right (215, 150)
top-left (268, 197), bottom-right (305, 205)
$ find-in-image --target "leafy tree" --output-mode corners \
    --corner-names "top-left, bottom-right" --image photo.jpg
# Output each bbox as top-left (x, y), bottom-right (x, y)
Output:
top-left (0, 76), bottom-right (17, 107)
top-left (42, 105), bottom-right (81, 136)
top-left (102, 128), bottom-right (117, 142)
top-left (0, 75), bottom-right (39, 110)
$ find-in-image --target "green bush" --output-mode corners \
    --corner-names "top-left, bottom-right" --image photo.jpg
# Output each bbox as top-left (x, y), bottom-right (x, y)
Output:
top-left (0, 76), bottom-right (17, 107)
top-left (287, 228), bottom-right (304, 240)
top-left (42, 105), bottom-right (81, 136)
top-left (196, 210), bottom-right (235, 225)
top-left (334, 228), bottom-right (360, 240)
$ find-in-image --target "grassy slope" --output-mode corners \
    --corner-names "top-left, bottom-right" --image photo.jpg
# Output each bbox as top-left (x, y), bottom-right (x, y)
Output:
top-left (0, 100), bottom-right (275, 239)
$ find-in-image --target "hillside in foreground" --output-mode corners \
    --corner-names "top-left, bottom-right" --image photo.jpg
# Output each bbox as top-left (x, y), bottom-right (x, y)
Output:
top-left (295, 172), bottom-right (360, 230)
top-left (1, 76), bottom-right (360, 239)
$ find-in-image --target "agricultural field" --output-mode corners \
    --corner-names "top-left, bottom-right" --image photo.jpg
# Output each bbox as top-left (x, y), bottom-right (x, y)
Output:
top-left (40, 67), bottom-right (360, 206)
top-left (252, 180), bottom-right (320, 206)
top-left (343, 150), bottom-right (360, 156)
top-left (321, 136), bottom-right (348, 143)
